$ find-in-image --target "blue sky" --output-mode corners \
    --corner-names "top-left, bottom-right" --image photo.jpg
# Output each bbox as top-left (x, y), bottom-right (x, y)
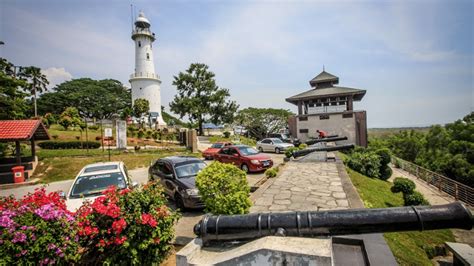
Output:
top-left (1, 0), bottom-right (472, 127)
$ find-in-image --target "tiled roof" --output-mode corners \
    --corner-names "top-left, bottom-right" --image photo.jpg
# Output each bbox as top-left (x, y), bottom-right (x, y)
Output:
top-left (309, 71), bottom-right (339, 86)
top-left (286, 86), bottom-right (366, 103)
top-left (0, 120), bottom-right (50, 141)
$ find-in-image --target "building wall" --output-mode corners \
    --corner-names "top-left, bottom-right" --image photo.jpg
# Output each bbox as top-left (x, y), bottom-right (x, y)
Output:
top-left (130, 78), bottom-right (165, 125)
top-left (295, 111), bottom-right (367, 146)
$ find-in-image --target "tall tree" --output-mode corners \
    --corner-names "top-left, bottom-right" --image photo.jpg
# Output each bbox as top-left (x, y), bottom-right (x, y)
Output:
top-left (37, 78), bottom-right (131, 119)
top-left (235, 108), bottom-right (294, 140)
top-left (170, 63), bottom-right (239, 135)
top-left (19, 66), bottom-right (49, 117)
top-left (0, 58), bottom-right (29, 119)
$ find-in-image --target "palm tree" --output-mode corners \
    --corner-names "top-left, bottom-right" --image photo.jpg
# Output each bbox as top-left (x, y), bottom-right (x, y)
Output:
top-left (19, 66), bottom-right (49, 117)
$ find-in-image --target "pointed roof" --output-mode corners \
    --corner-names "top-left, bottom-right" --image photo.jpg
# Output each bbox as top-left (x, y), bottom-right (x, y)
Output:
top-left (286, 86), bottom-right (366, 104)
top-left (309, 70), bottom-right (339, 87)
top-left (0, 120), bottom-right (50, 142)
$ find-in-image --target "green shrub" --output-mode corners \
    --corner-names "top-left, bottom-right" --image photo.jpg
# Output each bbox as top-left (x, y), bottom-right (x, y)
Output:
top-left (285, 147), bottom-right (300, 158)
top-left (38, 141), bottom-right (100, 149)
top-left (403, 191), bottom-right (429, 206)
top-left (379, 166), bottom-right (392, 181)
top-left (376, 148), bottom-right (391, 166)
top-left (52, 135), bottom-right (59, 140)
top-left (88, 125), bottom-right (99, 131)
top-left (347, 151), bottom-right (381, 178)
top-left (265, 168), bottom-right (278, 178)
top-left (223, 131), bottom-right (231, 138)
top-left (196, 161), bottom-right (251, 215)
top-left (58, 116), bottom-right (73, 130)
top-left (137, 129), bottom-right (145, 139)
top-left (298, 143), bottom-right (308, 149)
top-left (391, 177), bottom-right (416, 194)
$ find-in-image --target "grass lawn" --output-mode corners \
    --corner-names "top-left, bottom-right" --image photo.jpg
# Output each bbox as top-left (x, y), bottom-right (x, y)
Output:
top-left (34, 147), bottom-right (197, 184)
top-left (345, 165), bottom-right (454, 265)
top-left (209, 135), bottom-right (257, 147)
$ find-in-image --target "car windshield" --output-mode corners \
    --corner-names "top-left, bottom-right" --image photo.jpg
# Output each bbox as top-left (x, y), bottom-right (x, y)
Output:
top-left (281, 134), bottom-right (290, 140)
top-left (83, 165), bottom-right (118, 173)
top-left (211, 143), bottom-right (224, 148)
top-left (175, 162), bottom-right (207, 179)
top-left (273, 139), bottom-right (283, 144)
top-left (70, 172), bottom-right (126, 198)
top-left (238, 146), bottom-right (259, 156)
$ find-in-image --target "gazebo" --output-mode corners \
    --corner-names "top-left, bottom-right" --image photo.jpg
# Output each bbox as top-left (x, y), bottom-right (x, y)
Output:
top-left (0, 120), bottom-right (50, 183)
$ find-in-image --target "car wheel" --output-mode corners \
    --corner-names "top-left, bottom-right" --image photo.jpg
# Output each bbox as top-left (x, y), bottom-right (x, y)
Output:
top-left (175, 193), bottom-right (185, 210)
top-left (275, 147), bottom-right (281, 154)
top-left (258, 146), bottom-right (263, 152)
top-left (241, 164), bottom-right (249, 173)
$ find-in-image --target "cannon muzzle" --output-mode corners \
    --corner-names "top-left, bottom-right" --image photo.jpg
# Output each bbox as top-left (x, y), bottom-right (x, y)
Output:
top-left (194, 202), bottom-right (473, 245)
top-left (292, 144), bottom-right (354, 158)
top-left (305, 136), bottom-right (348, 145)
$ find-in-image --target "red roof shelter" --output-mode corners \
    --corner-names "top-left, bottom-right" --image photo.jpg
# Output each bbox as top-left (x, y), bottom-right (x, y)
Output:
top-left (0, 120), bottom-right (50, 164)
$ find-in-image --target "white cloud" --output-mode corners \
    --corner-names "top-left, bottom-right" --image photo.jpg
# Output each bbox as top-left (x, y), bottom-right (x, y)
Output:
top-left (41, 67), bottom-right (72, 88)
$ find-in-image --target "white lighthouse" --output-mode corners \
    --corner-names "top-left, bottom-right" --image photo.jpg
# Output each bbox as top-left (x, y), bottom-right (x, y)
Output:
top-left (130, 11), bottom-right (166, 126)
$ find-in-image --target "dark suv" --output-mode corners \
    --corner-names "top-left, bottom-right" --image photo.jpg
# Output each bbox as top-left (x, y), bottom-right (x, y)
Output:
top-left (149, 156), bottom-right (206, 209)
top-left (267, 133), bottom-right (301, 147)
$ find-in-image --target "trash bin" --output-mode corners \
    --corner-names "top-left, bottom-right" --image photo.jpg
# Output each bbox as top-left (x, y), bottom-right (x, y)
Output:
top-left (12, 166), bottom-right (25, 183)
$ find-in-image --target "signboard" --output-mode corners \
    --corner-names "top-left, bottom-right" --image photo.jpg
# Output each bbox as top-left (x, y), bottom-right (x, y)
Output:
top-left (104, 128), bottom-right (113, 138)
top-left (116, 120), bottom-right (127, 149)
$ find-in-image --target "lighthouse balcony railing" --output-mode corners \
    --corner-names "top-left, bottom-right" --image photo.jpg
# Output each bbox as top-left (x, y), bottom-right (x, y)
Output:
top-left (132, 29), bottom-right (155, 37)
top-left (130, 72), bottom-right (160, 80)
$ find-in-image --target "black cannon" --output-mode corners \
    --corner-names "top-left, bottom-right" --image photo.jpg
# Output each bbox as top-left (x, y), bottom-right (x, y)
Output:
top-left (305, 136), bottom-right (348, 146)
top-left (194, 202), bottom-right (473, 245)
top-left (292, 144), bottom-right (355, 158)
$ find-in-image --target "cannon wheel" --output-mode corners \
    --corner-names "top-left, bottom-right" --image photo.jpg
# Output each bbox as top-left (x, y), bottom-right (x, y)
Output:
top-left (275, 147), bottom-right (281, 154)
top-left (241, 164), bottom-right (249, 173)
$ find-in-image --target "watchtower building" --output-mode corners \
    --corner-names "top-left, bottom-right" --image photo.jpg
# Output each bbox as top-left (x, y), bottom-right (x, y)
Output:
top-left (286, 70), bottom-right (367, 146)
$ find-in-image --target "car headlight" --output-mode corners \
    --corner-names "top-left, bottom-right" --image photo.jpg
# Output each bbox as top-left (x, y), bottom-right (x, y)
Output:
top-left (185, 188), bottom-right (199, 196)
top-left (250, 159), bottom-right (260, 165)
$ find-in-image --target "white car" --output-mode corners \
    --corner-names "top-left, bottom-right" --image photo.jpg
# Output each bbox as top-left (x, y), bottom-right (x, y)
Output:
top-left (63, 162), bottom-right (137, 212)
top-left (256, 138), bottom-right (294, 154)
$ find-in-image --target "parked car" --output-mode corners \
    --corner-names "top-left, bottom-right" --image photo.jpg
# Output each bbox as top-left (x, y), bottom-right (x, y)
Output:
top-left (268, 133), bottom-right (301, 147)
top-left (256, 138), bottom-right (294, 154)
top-left (214, 145), bottom-right (273, 173)
top-left (149, 156), bottom-right (206, 209)
top-left (202, 142), bottom-right (233, 160)
top-left (64, 162), bottom-right (138, 212)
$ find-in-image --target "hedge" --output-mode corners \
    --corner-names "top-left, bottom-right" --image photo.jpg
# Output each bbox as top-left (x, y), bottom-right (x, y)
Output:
top-left (38, 141), bottom-right (101, 149)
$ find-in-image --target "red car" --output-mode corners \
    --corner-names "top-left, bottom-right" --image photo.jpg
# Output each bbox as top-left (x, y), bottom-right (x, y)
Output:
top-left (202, 142), bottom-right (233, 160)
top-left (214, 145), bottom-right (273, 173)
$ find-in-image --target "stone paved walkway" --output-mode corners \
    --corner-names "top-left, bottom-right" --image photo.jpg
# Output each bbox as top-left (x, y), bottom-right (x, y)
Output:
top-left (250, 161), bottom-right (349, 212)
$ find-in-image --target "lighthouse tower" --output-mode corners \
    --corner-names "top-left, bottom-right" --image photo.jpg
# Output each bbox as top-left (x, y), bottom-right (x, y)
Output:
top-left (130, 11), bottom-right (166, 126)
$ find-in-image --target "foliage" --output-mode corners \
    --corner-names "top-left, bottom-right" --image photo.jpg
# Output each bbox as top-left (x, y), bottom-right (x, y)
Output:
top-left (137, 129), bottom-right (145, 139)
top-left (0, 188), bottom-right (79, 264)
top-left (403, 191), bottom-right (429, 206)
top-left (344, 166), bottom-right (454, 265)
top-left (195, 161), bottom-right (251, 214)
top-left (76, 184), bottom-right (179, 264)
top-left (18, 66), bottom-right (49, 116)
top-left (0, 58), bottom-right (29, 119)
top-left (161, 106), bottom-right (186, 126)
top-left (285, 146), bottom-right (301, 158)
top-left (37, 78), bottom-right (131, 119)
top-left (209, 135), bottom-right (256, 147)
top-left (347, 151), bottom-right (382, 178)
top-left (265, 167), bottom-right (278, 178)
top-left (133, 98), bottom-right (150, 119)
top-left (38, 141), bottom-right (100, 149)
top-left (298, 143), bottom-right (308, 149)
top-left (58, 116), bottom-right (73, 130)
top-left (88, 125), bottom-right (99, 131)
top-left (170, 63), bottom-right (239, 135)
top-left (223, 131), bottom-right (231, 138)
top-left (235, 107), bottom-right (294, 140)
top-left (391, 177), bottom-right (415, 194)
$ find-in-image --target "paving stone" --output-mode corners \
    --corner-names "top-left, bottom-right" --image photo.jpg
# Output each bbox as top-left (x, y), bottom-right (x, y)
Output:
top-left (336, 199), bottom-right (349, 207)
top-left (255, 196), bottom-right (273, 206)
top-left (268, 205), bottom-right (287, 211)
top-left (274, 193), bottom-right (291, 200)
top-left (332, 192), bottom-right (346, 199)
top-left (328, 186), bottom-right (344, 192)
top-left (326, 200), bottom-right (337, 206)
top-left (290, 187), bottom-right (307, 192)
top-left (291, 195), bottom-right (307, 203)
top-left (274, 199), bottom-right (291, 205)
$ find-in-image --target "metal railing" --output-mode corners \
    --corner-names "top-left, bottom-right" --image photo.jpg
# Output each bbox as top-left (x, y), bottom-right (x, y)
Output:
top-left (129, 72), bottom-right (160, 80)
top-left (392, 157), bottom-right (473, 206)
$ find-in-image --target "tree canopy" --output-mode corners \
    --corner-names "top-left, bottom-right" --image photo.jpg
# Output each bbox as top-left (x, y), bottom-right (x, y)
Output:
top-left (235, 107), bottom-right (294, 140)
top-left (18, 66), bottom-right (49, 117)
top-left (37, 78), bottom-right (131, 119)
top-left (170, 63), bottom-right (238, 135)
top-left (0, 58), bottom-right (29, 119)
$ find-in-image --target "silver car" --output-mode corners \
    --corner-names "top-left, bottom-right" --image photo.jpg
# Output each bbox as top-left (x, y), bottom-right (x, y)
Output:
top-left (256, 138), bottom-right (294, 154)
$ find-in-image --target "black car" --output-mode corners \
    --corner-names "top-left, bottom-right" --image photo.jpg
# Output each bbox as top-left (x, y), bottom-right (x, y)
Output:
top-left (267, 133), bottom-right (301, 147)
top-left (149, 156), bottom-right (206, 209)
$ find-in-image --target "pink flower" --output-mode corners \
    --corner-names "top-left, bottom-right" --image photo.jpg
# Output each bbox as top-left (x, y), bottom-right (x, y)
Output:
top-left (12, 232), bottom-right (27, 243)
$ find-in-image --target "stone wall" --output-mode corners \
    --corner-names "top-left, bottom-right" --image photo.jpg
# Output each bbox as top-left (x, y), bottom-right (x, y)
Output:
top-left (296, 112), bottom-right (356, 143)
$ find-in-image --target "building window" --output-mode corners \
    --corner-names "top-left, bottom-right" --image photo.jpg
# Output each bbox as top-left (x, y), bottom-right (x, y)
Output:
top-left (299, 129), bottom-right (309, 133)
top-left (146, 53), bottom-right (150, 60)
top-left (138, 41), bottom-right (141, 47)
top-left (299, 116), bottom-right (308, 121)
top-left (343, 113), bottom-right (353, 118)
top-left (320, 115), bottom-right (330, 120)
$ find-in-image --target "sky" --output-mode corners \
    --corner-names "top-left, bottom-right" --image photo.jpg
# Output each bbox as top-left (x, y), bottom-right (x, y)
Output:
top-left (1, 0), bottom-right (473, 128)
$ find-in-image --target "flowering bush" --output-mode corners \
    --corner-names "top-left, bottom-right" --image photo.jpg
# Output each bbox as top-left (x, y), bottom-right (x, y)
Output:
top-left (0, 188), bottom-right (80, 265)
top-left (77, 182), bottom-right (179, 265)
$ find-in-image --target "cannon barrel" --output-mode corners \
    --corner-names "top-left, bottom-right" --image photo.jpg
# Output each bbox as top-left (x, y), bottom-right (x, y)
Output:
top-left (305, 136), bottom-right (348, 146)
top-left (292, 144), bottom-right (354, 158)
top-left (194, 202), bottom-right (473, 245)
